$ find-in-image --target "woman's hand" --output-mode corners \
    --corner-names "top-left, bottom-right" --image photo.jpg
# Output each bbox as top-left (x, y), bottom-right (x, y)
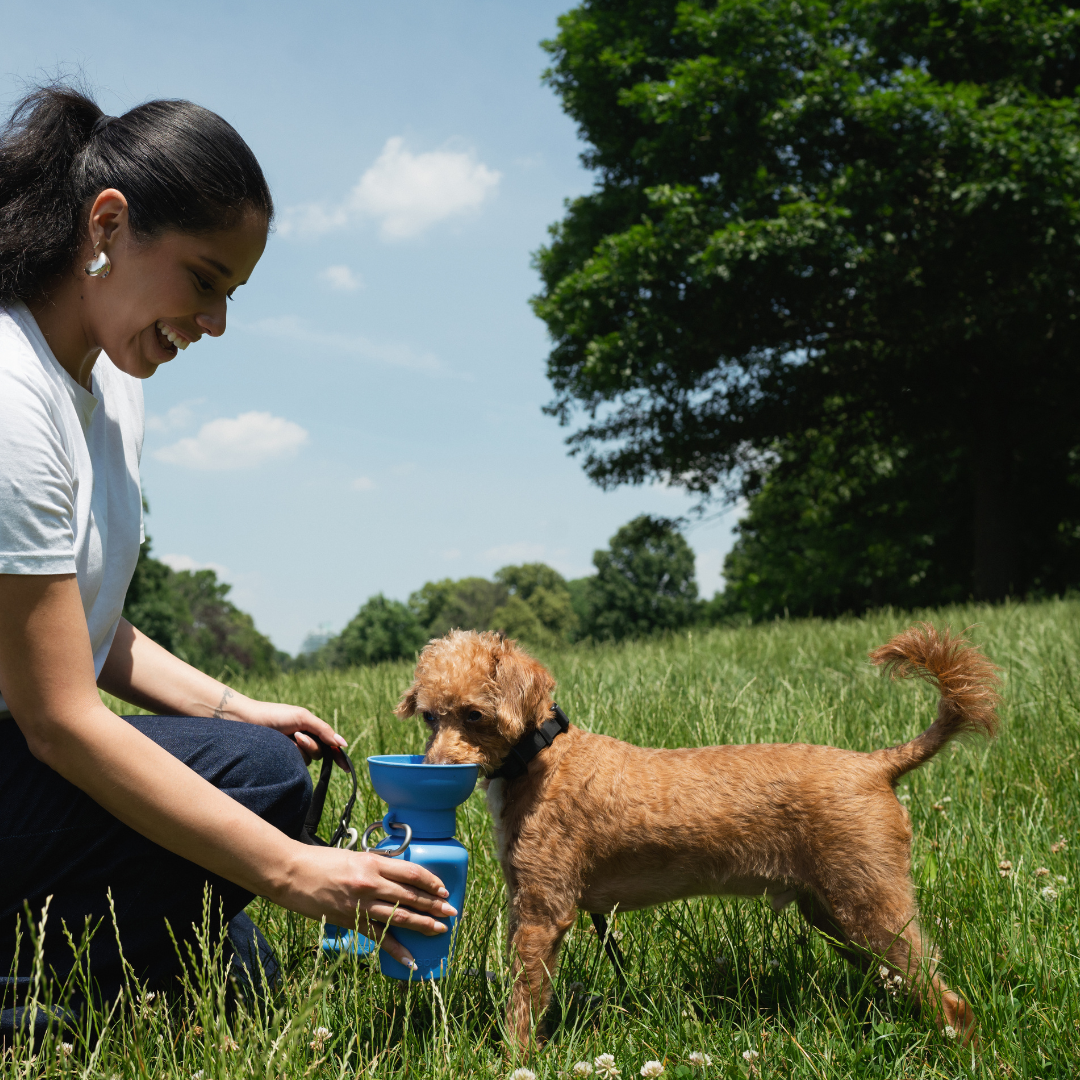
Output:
top-left (225, 694), bottom-right (348, 766)
top-left (280, 844), bottom-right (457, 970)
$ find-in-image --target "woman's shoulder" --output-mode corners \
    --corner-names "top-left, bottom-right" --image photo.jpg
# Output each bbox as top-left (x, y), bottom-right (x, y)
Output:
top-left (0, 303), bottom-right (60, 404)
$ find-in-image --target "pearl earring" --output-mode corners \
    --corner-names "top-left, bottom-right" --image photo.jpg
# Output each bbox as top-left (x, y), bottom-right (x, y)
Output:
top-left (84, 246), bottom-right (111, 278)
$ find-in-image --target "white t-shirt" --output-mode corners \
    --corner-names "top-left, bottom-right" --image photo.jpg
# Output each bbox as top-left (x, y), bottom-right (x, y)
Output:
top-left (0, 301), bottom-right (144, 714)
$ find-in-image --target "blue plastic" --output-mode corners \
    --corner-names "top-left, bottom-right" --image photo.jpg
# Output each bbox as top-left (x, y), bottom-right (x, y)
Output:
top-left (322, 754), bottom-right (478, 981)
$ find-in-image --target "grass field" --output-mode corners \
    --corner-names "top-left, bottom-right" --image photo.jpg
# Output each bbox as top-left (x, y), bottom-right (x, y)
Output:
top-left (8, 600), bottom-right (1080, 1078)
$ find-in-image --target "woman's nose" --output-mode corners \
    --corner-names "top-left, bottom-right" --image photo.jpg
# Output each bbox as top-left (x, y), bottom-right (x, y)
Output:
top-left (194, 309), bottom-right (226, 338)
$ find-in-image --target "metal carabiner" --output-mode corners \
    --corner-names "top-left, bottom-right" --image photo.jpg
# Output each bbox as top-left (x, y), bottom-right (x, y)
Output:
top-left (360, 820), bottom-right (412, 858)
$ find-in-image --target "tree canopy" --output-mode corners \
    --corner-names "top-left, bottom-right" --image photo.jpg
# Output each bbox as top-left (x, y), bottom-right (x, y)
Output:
top-left (534, 0), bottom-right (1080, 608)
top-left (582, 515), bottom-right (700, 640)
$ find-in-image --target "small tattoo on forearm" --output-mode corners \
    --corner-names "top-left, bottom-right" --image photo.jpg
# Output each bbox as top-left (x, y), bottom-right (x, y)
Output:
top-left (213, 689), bottom-right (234, 719)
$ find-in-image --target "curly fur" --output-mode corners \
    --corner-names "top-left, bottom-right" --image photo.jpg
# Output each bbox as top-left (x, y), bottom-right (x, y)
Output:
top-left (396, 625), bottom-right (1001, 1051)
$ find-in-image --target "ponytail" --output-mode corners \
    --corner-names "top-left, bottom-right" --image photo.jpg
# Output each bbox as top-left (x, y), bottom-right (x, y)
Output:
top-left (0, 84), bottom-right (273, 303)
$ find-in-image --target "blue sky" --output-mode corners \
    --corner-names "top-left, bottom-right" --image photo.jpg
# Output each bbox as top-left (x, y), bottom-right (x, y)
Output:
top-left (3, 1), bottom-right (740, 654)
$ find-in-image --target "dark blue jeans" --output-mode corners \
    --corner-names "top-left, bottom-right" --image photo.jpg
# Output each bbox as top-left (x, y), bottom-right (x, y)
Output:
top-left (0, 715), bottom-right (312, 1007)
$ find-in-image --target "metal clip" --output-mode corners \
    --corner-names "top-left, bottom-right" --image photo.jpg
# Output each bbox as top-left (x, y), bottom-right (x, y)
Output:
top-left (360, 821), bottom-right (412, 857)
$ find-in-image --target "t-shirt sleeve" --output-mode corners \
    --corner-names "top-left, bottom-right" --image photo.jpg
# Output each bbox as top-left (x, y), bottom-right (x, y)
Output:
top-left (0, 364), bottom-right (77, 575)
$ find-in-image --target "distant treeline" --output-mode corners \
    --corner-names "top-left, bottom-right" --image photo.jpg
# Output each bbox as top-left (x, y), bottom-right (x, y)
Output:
top-left (298, 514), bottom-right (725, 669)
top-left (121, 514), bottom-right (732, 677)
top-left (122, 536), bottom-right (286, 679)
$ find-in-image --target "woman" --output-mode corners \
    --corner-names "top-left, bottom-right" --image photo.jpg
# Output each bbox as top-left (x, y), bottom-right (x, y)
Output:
top-left (0, 86), bottom-right (453, 1017)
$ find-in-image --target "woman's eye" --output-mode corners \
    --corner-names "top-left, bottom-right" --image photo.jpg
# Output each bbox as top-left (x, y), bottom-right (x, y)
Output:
top-left (195, 275), bottom-right (212, 291)
top-left (467, 710), bottom-right (482, 723)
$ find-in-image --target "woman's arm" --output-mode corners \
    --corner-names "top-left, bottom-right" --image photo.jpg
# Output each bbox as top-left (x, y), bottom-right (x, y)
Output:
top-left (98, 617), bottom-right (340, 763)
top-left (0, 573), bottom-right (456, 969)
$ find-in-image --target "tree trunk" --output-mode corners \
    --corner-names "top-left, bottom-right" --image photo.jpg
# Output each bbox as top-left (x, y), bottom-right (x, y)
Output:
top-left (972, 385), bottom-right (1015, 601)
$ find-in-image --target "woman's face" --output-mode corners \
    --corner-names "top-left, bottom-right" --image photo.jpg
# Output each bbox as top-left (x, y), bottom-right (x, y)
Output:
top-left (86, 200), bottom-right (268, 380)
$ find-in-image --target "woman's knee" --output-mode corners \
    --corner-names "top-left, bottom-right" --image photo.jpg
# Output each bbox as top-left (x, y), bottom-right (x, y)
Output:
top-left (125, 716), bottom-right (312, 838)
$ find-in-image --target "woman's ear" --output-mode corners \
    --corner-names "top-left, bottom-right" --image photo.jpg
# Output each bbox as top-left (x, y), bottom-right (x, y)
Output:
top-left (395, 683), bottom-right (420, 720)
top-left (492, 642), bottom-right (556, 742)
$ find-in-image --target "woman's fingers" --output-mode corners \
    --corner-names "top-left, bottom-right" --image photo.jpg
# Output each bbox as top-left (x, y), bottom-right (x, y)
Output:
top-left (364, 903), bottom-right (449, 936)
top-left (356, 918), bottom-right (417, 971)
top-left (377, 855), bottom-right (451, 900)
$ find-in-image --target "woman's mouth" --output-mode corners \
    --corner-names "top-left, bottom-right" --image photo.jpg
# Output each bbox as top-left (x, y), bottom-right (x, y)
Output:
top-left (155, 320), bottom-right (190, 354)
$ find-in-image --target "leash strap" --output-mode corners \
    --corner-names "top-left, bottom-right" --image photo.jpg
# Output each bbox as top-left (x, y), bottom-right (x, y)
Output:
top-left (490, 703), bottom-right (571, 781)
top-left (300, 741), bottom-right (358, 847)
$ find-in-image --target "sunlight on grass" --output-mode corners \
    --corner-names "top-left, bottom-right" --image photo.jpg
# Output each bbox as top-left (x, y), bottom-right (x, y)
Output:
top-left (9, 599), bottom-right (1080, 1076)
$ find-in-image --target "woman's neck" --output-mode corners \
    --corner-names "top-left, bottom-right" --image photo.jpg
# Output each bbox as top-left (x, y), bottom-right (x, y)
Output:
top-left (26, 274), bottom-right (100, 390)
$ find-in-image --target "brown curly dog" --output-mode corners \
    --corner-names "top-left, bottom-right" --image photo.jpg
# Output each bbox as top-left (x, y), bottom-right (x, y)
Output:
top-left (395, 623), bottom-right (1000, 1050)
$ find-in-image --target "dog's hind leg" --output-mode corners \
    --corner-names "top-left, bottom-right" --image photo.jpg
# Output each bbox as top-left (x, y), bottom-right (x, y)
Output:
top-left (798, 889), bottom-right (976, 1046)
top-left (508, 904), bottom-right (578, 1053)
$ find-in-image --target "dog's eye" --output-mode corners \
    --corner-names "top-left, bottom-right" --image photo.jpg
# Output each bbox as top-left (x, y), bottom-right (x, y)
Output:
top-left (466, 710), bottom-right (483, 723)
top-left (422, 712), bottom-right (437, 727)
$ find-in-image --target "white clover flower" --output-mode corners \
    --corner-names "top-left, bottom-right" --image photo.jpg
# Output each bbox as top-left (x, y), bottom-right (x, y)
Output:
top-left (1041, 885), bottom-right (1059, 901)
top-left (944, 1025), bottom-right (958, 1039)
top-left (509, 1070), bottom-right (537, 1080)
top-left (1035, 867), bottom-right (1050, 878)
top-left (310, 1026), bottom-right (333, 1052)
top-left (640, 1063), bottom-right (664, 1078)
top-left (595, 1054), bottom-right (621, 1078)
top-left (687, 1051), bottom-right (712, 1066)
top-left (878, 965), bottom-right (890, 980)
top-left (59, 1042), bottom-right (73, 1057)
top-left (220, 1035), bottom-right (239, 1052)
top-left (941, 796), bottom-right (952, 803)
top-left (1051, 836), bottom-right (1068, 854)
top-left (741, 1049), bottom-right (759, 1061)
top-left (573, 1063), bottom-right (594, 1077)
top-left (1056, 875), bottom-right (1068, 884)
top-left (998, 860), bottom-right (1013, 878)
top-left (767, 958), bottom-right (779, 970)
top-left (193, 1072), bottom-right (204, 1080)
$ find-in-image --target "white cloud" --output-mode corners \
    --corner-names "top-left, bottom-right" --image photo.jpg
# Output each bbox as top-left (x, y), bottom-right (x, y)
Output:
top-left (279, 136), bottom-right (501, 241)
top-left (351, 476), bottom-right (376, 491)
top-left (320, 264), bottom-right (364, 291)
top-left (145, 402), bottom-right (197, 433)
top-left (160, 553), bottom-right (230, 578)
top-left (441, 548), bottom-right (461, 560)
top-left (154, 411), bottom-right (309, 471)
top-left (243, 315), bottom-right (445, 374)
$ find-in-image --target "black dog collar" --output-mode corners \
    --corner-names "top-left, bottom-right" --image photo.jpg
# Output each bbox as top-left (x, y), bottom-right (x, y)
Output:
top-left (490, 703), bottom-right (571, 781)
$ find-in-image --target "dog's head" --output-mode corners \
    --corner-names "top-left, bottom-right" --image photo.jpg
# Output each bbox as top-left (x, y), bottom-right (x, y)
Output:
top-left (394, 629), bottom-right (556, 773)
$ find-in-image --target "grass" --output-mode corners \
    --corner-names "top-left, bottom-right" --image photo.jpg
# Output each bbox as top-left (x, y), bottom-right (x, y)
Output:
top-left (6, 599), bottom-right (1080, 1078)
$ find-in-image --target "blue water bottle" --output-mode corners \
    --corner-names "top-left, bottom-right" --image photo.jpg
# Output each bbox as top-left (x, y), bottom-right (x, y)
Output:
top-left (322, 754), bottom-right (477, 980)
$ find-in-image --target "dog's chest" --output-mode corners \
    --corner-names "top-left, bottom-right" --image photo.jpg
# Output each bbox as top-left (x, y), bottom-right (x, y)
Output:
top-left (484, 778), bottom-right (510, 863)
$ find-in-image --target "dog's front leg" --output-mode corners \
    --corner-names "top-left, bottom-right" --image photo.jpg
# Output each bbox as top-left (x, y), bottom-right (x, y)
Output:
top-left (507, 905), bottom-right (577, 1052)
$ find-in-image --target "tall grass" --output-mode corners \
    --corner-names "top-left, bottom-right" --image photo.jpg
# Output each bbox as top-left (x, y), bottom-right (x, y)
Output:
top-left (7, 600), bottom-right (1080, 1077)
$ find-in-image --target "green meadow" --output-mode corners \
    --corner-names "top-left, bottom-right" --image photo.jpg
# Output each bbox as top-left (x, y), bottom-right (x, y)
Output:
top-left (8, 600), bottom-right (1080, 1078)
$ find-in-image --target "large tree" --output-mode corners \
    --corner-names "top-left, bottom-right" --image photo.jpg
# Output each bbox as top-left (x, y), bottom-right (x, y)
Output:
top-left (534, 0), bottom-right (1080, 603)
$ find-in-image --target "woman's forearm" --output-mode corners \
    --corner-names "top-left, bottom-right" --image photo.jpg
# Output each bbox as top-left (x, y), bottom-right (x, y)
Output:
top-left (98, 618), bottom-right (251, 719)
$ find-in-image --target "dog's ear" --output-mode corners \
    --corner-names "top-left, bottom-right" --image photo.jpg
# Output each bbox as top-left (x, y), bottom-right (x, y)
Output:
top-left (395, 681), bottom-right (421, 720)
top-left (492, 641), bottom-right (556, 742)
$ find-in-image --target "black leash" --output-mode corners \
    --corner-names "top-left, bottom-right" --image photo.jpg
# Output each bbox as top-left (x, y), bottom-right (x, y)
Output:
top-left (489, 703), bottom-right (571, 781)
top-left (300, 741), bottom-right (358, 848)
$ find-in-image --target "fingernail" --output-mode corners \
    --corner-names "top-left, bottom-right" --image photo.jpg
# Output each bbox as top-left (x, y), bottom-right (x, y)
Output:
top-left (443, 904), bottom-right (458, 916)
top-left (438, 888), bottom-right (449, 898)
top-left (434, 922), bottom-right (448, 933)
top-left (336, 736), bottom-right (348, 748)
top-left (405, 958), bottom-right (418, 970)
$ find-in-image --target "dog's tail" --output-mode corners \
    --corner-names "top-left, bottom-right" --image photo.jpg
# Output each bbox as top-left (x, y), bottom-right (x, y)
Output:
top-left (870, 623), bottom-right (1001, 783)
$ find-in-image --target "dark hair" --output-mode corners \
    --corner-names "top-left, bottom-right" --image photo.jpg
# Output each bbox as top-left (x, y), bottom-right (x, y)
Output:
top-left (0, 84), bottom-right (274, 302)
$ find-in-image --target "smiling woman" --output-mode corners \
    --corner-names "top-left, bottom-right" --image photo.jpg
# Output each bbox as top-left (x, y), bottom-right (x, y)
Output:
top-left (0, 85), bottom-right (454, 1039)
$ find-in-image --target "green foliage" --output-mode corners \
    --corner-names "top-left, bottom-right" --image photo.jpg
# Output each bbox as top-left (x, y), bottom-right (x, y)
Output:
top-left (325, 594), bottom-right (428, 668)
top-left (583, 515), bottom-right (699, 641)
top-left (409, 576), bottom-right (508, 640)
top-left (721, 412), bottom-right (970, 619)
top-left (122, 538), bottom-right (281, 677)
top-left (493, 562), bottom-right (580, 645)
top-left (81, 599), bottom-right (1080, 1076)
top-left (535, 0), bottom-right (1080, 605)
